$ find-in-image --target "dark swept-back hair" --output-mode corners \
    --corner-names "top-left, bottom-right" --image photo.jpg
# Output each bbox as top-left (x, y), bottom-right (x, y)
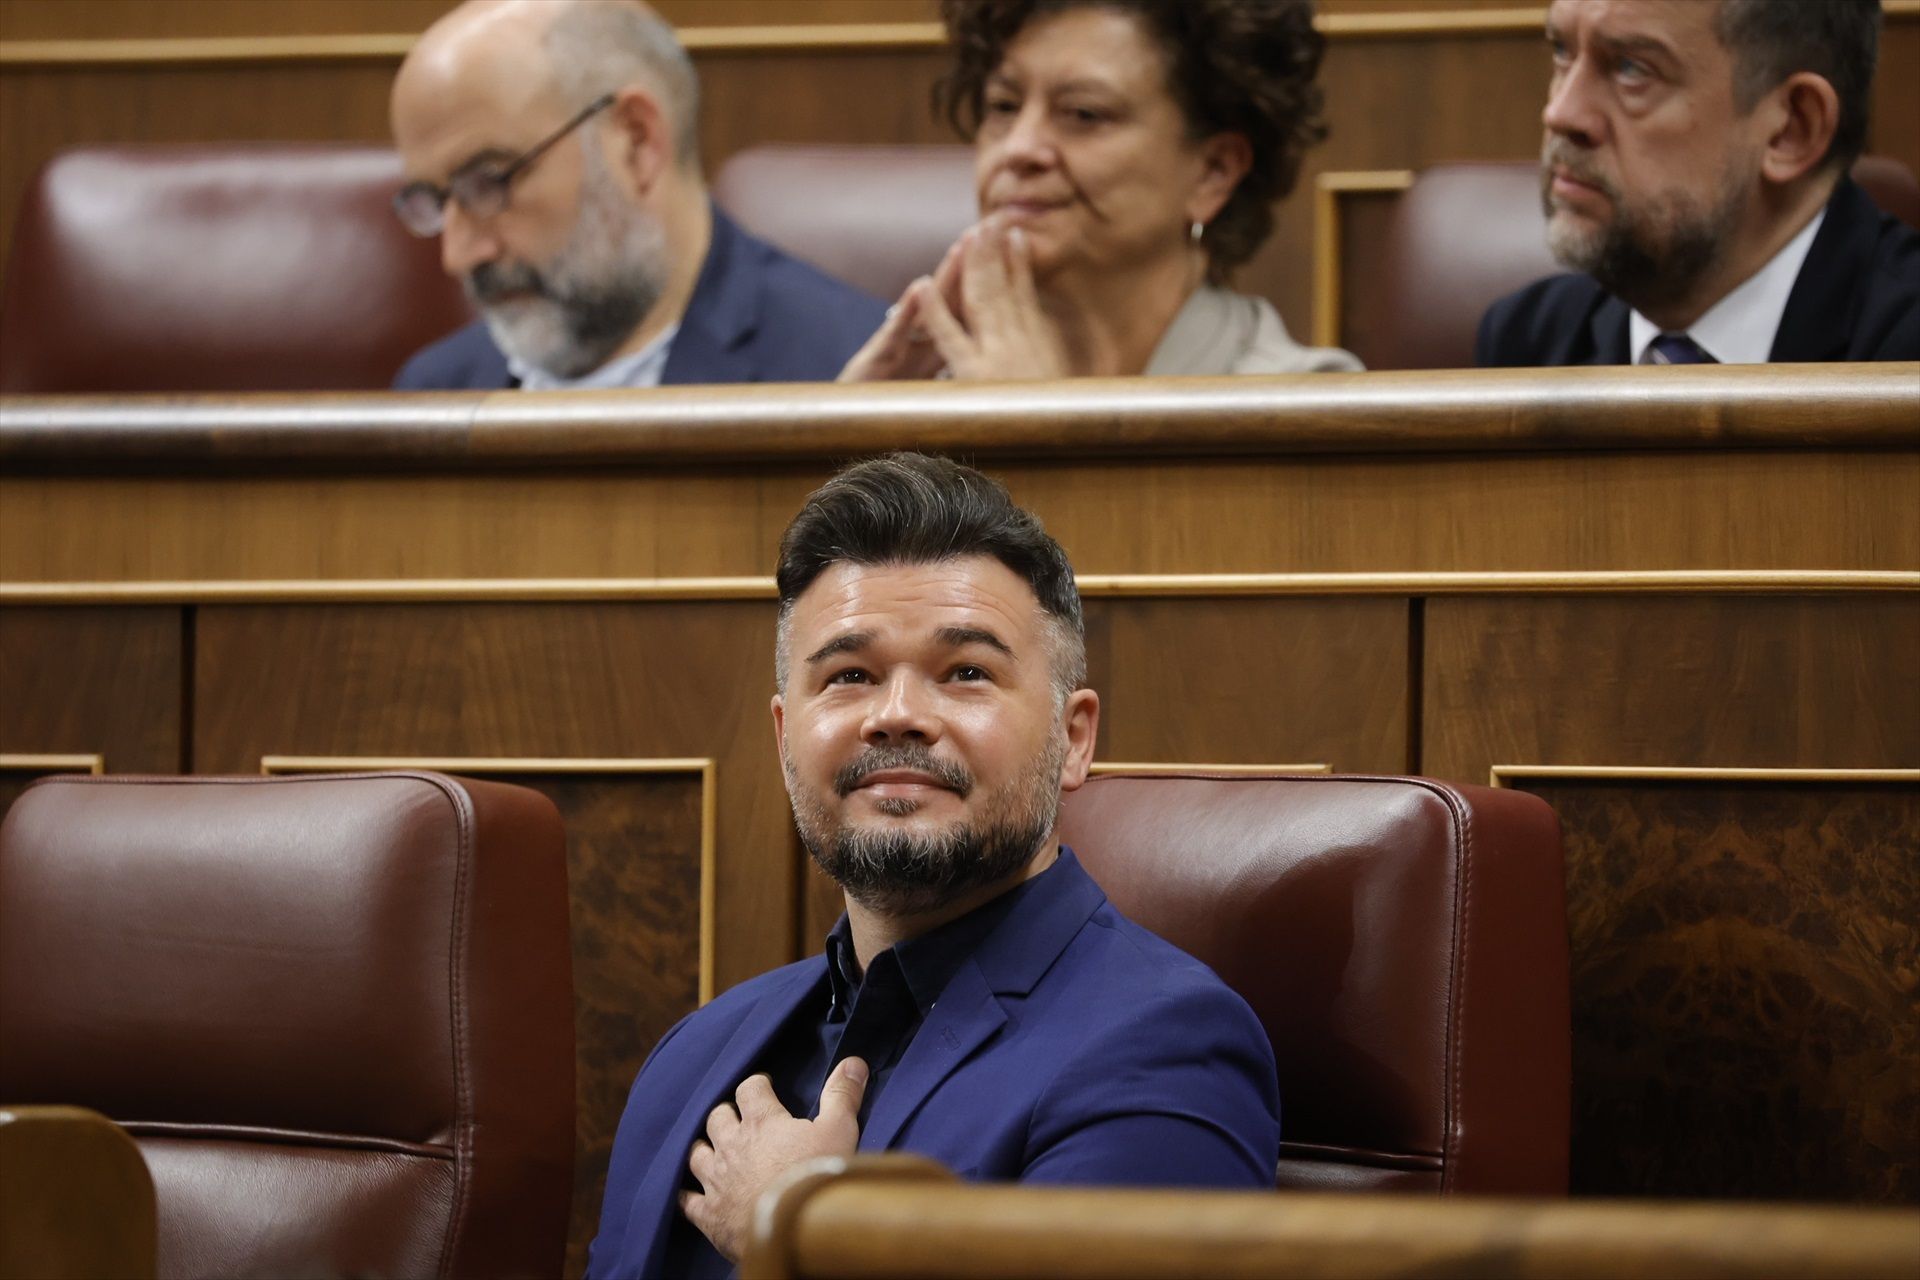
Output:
top-left (775, 452), bottom-right (1085, 698)
top-left (936, 0), bottom-right (1327, 283)
top-left (1715, 0), bottom-right (1880, 169)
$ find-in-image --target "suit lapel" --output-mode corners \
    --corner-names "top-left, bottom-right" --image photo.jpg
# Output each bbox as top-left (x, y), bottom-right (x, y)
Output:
top-left (862, 959), bottom-right (1005, 1150)
top-left (1770, 179), bottom-right (1866, 362)
top-left (1587, 294), bottom-right (1632, 364)
top-left (630, 962), bottom-right (824, 1275)
top-left (861, 851), bottom-right (1109, 1152)
top-left (660, 206), bottom-right (763, 385)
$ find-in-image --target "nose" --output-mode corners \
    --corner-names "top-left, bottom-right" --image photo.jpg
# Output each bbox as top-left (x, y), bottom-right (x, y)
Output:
top-left (438, 199), bottom-right (503, 279)
top-left (997, 100), bottom-right (1058, 175)
top-left (1542, 57), bottom-right (1604, 148)
top-left (861, 673), bottom-right (942, 746)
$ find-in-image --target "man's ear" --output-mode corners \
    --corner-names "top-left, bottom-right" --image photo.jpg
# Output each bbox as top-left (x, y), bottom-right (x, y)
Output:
top-left (604, 84), bottom-right (674, 196)
top-left (1057, 688), bottom-right (1101, 793)
top-left (1758, 71), bottom-right (1841, 187)
top-left (1187, 132), bottom-right (1253, 228)
top-left (771, 692), bottom-right (787, 760)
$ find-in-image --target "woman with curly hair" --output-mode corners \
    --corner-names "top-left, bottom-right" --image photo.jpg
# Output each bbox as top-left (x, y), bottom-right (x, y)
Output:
top-left (842, 0), bottom-right (1359, 380)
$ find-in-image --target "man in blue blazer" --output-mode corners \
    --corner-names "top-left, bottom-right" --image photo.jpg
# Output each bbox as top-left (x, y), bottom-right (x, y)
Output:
top-left (588, 455), bottom-right (1281, 1278)
top-left (388, 0), bottom-right (881, 392)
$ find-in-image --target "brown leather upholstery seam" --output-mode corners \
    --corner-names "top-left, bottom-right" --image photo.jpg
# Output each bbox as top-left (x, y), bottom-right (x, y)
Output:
top-left (414, 771), bottom-right (477, 1280)
top-left (1439, 784), bottom-right (1472, 1193)
top-left (1278, 1141), bottom-right (1443, 1170)
top-left (122, 1120), bottom-right (454, 1158)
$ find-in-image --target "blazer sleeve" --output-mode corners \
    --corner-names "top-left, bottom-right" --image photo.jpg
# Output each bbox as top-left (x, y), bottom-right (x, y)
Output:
top-left (1020, 982), bottom-right (1280, 1189)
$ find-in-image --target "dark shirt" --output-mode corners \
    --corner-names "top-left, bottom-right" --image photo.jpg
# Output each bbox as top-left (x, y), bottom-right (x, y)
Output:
top-left (658, 866), bottom-right (1054, 1278)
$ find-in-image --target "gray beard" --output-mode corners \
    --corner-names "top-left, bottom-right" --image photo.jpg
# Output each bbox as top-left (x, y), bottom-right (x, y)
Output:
top-left (464, 153), bottom-right (668, 380)
top-left (1541, 143), bottom-right (1747, 317)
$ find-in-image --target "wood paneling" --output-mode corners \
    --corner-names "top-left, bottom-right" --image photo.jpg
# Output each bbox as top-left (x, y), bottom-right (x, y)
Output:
top-left (1422, 596), bottom-right (1920, 783)
top-left (3, 5), bottom-right (1914, 346)
top-left (0, 607), bottom-right (182, 790)
top-left (1517, 776), bottom-right (1919, 1202)
top-left (6, 448), bottom-right (1914, 583)
top-left (192, 603), bottom-right (789, 992)
top-left (469, 768), bottom-right (704, 1280)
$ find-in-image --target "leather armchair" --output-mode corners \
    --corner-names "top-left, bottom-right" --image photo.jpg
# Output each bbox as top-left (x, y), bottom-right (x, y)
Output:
top-left (1058, 772), bottom-right (1570, 1195)
top-left (0, 772), bottom-right (575, 1279)
top-left (713, 144), bottom-right (978, 304)
top-left (0, 145), bottom-right (471, 392)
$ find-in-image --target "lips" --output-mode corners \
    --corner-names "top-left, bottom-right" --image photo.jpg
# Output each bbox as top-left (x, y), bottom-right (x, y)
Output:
top-left (833, 748), bottom-right (973, 799)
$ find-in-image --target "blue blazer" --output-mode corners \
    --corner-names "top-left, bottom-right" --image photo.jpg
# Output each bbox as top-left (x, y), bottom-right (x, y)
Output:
top-left (1476, 177), bottom-right (1920, 365)
top-left (586, 851), bottom-right (1281, 1279)
top-left (392, 207), bottom-right (885, 389)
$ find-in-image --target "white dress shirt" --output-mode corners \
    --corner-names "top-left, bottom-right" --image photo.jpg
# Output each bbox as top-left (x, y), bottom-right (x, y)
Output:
top-left (1629, 208), bottom-right (1825, 365)
top-left (508, 322), bottom-right (681, 391)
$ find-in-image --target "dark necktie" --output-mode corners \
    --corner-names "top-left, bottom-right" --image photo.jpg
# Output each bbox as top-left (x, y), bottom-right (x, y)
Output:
top-left (1643, 332), bottom-right (1717, 364)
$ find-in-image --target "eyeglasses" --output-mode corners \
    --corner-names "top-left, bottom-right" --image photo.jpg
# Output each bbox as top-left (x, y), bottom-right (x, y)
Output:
top-left (392, 93), bottom-right (616, 238)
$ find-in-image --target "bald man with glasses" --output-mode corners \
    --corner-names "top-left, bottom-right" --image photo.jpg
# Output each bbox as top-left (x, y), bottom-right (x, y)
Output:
top-left (389, 0), bottom-right (883, 391)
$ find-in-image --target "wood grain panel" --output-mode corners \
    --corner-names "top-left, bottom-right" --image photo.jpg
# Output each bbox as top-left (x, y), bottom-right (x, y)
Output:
top-left (803, 595), bottom-right (1410, 955)
top-left (480, 768), bottom-right (702, 1280)
top-left (192, 602), bottom-right (790, 992)
top-left (1423, 596), bottom-right (1920, 784)
top-left (5, 448), bottom-right (1915, 584)
top-left (0, 606), bottom-right (181, 785)
top-left (1514, 776), bottom-right (1919, 1202)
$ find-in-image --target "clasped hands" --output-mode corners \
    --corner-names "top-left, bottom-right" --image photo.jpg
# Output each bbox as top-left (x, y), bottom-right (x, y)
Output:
top-left (840, 213), bottom-right (1070, 381)
top-left (679, 1055), bottom-right (869, 1263)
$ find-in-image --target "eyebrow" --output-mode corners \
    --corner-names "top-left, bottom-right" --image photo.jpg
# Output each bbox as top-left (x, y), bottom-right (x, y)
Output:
top-left (805, 631), bottom-right (873, 666)
top-left (1593, 33), bottom-right (1678, 65)
top-left (936, 626), bottom-right (1015, 659)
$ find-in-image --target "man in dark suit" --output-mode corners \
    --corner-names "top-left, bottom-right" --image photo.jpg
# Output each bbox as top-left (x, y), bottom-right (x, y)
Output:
top-left (388, 0), bottom-right (882, 390)
top-left (1479, 0), bottom-right (1919, 366)
top-left (586, 455), bottom-right (1280, 1278)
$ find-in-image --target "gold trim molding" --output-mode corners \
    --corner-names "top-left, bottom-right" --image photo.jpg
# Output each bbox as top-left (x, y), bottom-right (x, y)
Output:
top-left (0, 752), bottom-right (105, 775)
top-left (8, 5), bottom-right (1907, 68)
top-left (1491, 764), bottom-right (1920, 787)
top-left (1313, 170), bottom-right (1415, 348)
top-left (261, 754), bottom-right (719, 1004)
top-left (4, 570), bottom-right (1913, 606)
top-left (1092, 762), bottom-right (1331, 776)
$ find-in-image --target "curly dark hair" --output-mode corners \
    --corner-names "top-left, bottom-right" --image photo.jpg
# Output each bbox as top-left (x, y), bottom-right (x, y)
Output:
top-left (936, 0), bottom-right (1328, 282)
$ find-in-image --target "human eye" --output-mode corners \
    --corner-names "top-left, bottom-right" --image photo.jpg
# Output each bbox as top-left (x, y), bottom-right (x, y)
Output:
top-left (1057, 102), bottom-right (1112, 130)
top-left (1546, 33), bottom-right (1571, 67)
top-left (1613, 55), bottom-right (1651, 85)
top-left (948, 664), bottom-right (993, 683)
top-left (824, 668), bottom-right (872, 686)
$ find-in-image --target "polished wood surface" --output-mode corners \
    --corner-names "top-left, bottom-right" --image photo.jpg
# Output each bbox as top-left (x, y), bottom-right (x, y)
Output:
top-left (0, 1106), bottom-right (156, 1280)
top-left (1519, 776), bottom-right (1920, 1203)
top-left (3, 4), bottom-right (1916, 344)
top-left (740, 1155), bottom-right (1920, 1280)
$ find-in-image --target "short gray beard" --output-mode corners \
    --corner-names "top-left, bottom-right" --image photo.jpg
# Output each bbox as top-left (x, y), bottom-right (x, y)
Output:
top-left (1541, 139), bottom-right (1752, 316)
top-left (466, 141), bottom-right (668, 380)
top-left (785, 736), bottom-right (1067, 917)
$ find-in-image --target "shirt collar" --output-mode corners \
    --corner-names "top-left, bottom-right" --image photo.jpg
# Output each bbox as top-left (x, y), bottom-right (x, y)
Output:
top-left (821, 851), bottom-right (1067, 1018)
top-left (507, 320), bottom-right (681, 391)
top-left (1628, 207), bottom-right (1824, 365)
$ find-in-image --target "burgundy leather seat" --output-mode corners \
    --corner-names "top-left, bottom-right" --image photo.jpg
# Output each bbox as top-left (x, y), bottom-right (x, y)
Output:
top-left (714, 144), bottom-right (978, 304)
top-left (0, 145), bottom-right (472, 392)
top-left (0, 772), bottom-right (574, 1279)
top-left (1058, 773), bottom-right (1570, 1195)
top-left (1372, 156), bottom-right (1920, 370)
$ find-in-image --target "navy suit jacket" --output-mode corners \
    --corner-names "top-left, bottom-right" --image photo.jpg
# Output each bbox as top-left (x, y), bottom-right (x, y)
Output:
top-left (1476, 177), bottom-right (1920, 365)
top-left (392, 208), bottom-right (884, 389)
top-left (586, 851), bottom-right (1281, 1279)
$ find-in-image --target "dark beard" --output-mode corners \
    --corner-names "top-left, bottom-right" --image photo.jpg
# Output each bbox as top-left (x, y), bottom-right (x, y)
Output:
top-left (806, 811), bottom-right (1054, 916)
top-left (791, 740), bottom-right (1062, 915)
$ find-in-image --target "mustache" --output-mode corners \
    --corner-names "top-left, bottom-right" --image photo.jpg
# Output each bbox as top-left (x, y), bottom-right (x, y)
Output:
top-left (465, 259), bottom-right (550, 305)
top-left (833, 745), bottom-right (974, 799)
top-left (1541, 141), bottom-right (1616, 200)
